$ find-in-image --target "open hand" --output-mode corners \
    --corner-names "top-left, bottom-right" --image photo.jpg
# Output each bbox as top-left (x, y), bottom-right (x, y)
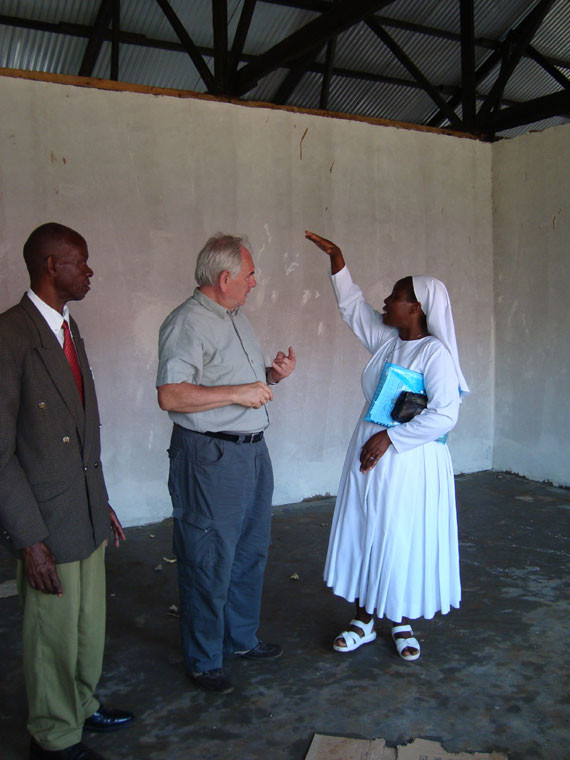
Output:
top-left (305, 231), bottom-right (345, 274)
top-left (305, 230), bottom-right (342, 257)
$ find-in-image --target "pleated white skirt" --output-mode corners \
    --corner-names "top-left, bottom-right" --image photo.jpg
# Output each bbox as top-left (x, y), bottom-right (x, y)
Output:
top-left (324, 418), bottom-right (461, 621)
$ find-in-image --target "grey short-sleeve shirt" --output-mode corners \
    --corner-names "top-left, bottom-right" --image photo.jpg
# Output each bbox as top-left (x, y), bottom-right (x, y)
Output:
top-left (156, 288), bottom-right (270, 433)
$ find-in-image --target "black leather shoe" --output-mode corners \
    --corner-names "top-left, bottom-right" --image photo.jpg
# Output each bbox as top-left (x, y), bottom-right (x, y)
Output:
top-left (30, 738), bottom-right (106, 759)
top-left (234, 641), bottom-right (283, 660)
top-left (83, 706), bottom-right (134, 733)
top-left (192, 668), bottom-right (234, 694)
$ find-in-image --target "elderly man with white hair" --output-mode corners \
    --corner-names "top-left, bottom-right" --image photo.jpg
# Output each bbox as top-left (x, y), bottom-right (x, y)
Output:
top-left (157, 233), bottom-right (295, 694)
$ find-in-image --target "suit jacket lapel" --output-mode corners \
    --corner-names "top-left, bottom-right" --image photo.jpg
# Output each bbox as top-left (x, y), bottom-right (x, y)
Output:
top-left (20, 295), bottom-right (86, 438)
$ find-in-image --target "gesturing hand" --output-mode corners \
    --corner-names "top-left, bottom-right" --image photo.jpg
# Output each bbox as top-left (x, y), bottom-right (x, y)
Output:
top-left (269, 346), bottom-right (296, 383)
top-left (21, 541), bottom-right (63, 596)
top-left (305, 230), bottom-right (342, 257)
top-left (305, 230), bottom-right (345, 274)
top-left (360, 431), bottom-right (392, 473)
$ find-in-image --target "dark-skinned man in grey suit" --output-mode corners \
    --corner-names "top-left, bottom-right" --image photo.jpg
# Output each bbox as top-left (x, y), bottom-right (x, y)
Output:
top-left (0, 223), bottom-right (133, 760)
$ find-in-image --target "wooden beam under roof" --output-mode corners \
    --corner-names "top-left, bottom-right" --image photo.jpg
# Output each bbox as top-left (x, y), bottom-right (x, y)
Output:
top-left (110, 0), bottom-right (120, 81)
top-left (228, 0), bottom-right (258, 86)
top-left (319, 36), bottom-right (337, 110)
top-left (477, 0), bottom-right (557, 127)
top-left (367, 16), bottom-right (464, 131)
top-left (234, 0), bottom-right (398, 96)
top-left (154, 0), bottom-right (217, 93)
top-left (212, 0), bottom-right (228, 92)
top-left (78, 0), bottom-right (113, 78)
top-left (460, 0), bottom-right (476, 132)
top-left (488, 90), bottom-right (570, 133)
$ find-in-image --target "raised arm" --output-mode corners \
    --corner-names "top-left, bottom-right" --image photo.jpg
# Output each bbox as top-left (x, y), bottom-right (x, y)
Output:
top-left (305, 230), bottom-right (346, 274)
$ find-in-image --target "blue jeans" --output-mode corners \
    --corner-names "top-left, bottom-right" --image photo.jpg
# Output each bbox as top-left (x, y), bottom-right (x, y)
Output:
top-left (168, 425), bottom-right (274, 674)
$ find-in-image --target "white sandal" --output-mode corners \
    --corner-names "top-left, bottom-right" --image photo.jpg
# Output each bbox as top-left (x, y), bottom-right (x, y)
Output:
top-left (392, 624), bottom-right (421, 661)
top-left (333, 618), bottom-right (377, 653)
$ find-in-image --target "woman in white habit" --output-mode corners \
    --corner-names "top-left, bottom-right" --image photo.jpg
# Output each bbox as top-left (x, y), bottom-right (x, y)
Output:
top-left (305, 230), bottom-right (470, 661)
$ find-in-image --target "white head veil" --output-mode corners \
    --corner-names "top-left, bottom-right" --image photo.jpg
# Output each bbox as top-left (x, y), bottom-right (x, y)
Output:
top-left (412, 276), bottom-right (470, 396)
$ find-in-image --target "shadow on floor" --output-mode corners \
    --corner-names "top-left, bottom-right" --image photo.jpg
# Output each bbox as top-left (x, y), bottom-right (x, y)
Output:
top-left (1, 472), bottom-right (568, 760)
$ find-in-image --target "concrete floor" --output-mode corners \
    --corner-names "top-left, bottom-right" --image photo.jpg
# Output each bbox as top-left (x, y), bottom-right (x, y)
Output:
top-left (1, 471), bottom-right (569, 760)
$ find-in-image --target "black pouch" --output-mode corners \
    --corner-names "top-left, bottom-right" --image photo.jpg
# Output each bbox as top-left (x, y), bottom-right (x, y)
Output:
top-left (391, 391), bottom-right (427, 423)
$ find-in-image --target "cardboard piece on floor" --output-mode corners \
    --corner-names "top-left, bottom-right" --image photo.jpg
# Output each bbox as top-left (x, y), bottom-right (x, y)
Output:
top-left (306, 735), bottom-right (507, 760)
top-left (305, 734), bottom-right (388, 759)
top-left (0, 579), bottom-right (17, 598)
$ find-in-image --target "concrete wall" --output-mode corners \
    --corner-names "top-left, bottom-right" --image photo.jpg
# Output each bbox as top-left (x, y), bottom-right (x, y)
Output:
top-left (0, 76), bottom-right (494, 526)
top-left (492, 125), bottom-right (570, 486)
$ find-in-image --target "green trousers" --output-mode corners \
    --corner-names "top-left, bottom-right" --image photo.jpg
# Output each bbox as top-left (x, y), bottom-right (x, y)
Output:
top-left (18, 541), bottom-right (106, 751)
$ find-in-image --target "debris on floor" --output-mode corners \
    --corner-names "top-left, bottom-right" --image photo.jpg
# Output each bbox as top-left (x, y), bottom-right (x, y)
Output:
top-left (305, 735), bottom-right (508, 760)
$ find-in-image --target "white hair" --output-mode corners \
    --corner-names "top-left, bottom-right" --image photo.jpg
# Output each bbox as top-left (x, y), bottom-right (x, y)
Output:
top-left (194, 233), bottom-right (248, 286)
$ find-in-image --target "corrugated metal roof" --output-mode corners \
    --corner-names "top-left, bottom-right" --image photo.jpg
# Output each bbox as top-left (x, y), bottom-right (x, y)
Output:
top-left (0, 0), bottom-right (567, 138)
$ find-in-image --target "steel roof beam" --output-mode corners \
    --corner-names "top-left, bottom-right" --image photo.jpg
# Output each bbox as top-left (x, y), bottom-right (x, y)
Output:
top-left (261, 0), bottom-right (331, 10)
top-left (477, 0), bottom-right (557, 126)
top-left (319, 36), bottom-right (337, 110)
top-left (460, 0), bottom-right (476, 131)
top-left (1, 8), bottom-right (568, 75)
top-left (527, 45), bottom-right (570, 92)
top-left (153, 0), bottom-right (217, 93)
top-left (234, 0), bottom-right (397, 96)
top-left (213, 0), bottom-right (228, 91)
top-left (78, 0), bottom-right (113, 77)
top-left (367, 16), bottom-right (463, 130)
top-left (228, 0), bottom-right (257, 86)
top-left (111, 0), bottom-right (120, 81)
top-left (488, 90), bottom-right (570, 133)
top-left (262, 2), bottom-right (570, 70)
top-left (273, 45), bottom-right (324, 104)
top-left (0, 13), bottom-right (456, 92)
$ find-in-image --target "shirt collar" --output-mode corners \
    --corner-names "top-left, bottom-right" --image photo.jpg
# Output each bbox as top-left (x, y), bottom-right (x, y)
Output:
top-left (27, 289), bottom-right (70, 335)
top-left (192, 287), bottom-right (238, 319)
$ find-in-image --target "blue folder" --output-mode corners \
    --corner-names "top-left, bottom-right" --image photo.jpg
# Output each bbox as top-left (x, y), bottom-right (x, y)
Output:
top-left (364, 362), bottom-right (447, 443)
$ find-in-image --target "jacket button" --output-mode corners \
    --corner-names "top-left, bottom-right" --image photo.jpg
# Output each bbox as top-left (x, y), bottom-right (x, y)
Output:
top-left (94, 462), bottom-right (99, 468)
top-left (38, 402), bottom-right (46, 410)
top-left (84, 466), bottom-right (88, 472)
top-left (62, 436), bottom-right (70, 444)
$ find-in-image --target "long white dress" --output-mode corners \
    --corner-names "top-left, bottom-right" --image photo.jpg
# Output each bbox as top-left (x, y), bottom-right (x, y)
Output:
top-left (324, 267), bottom-right (462, 621)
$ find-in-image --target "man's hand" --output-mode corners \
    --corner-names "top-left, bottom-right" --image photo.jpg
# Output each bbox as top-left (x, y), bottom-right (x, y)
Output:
top-left (233, 381), bottom-right (274, 409)
top-left (360, 431), bottom-right (392, 473)
top-left (268, 347), bottom-right (296, 383)
top-left (21, 541), bottom-right (63, 596)
top-left (108, 505), bottom-right (126, 548)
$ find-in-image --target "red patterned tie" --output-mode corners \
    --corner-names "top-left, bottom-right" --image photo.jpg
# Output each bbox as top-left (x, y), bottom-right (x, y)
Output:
top-left (62, 320), bottom-right (84, 405)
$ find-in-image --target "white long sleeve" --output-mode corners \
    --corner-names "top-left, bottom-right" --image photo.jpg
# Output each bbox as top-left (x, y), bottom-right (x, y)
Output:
top-left (387, 343), bottom-right (460, 453)
top-left (330, 266), bottom-right (395, 354)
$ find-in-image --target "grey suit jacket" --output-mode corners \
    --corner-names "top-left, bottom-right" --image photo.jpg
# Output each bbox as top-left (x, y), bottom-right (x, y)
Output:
top-left (0, 294), bottom-right (110, 563)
